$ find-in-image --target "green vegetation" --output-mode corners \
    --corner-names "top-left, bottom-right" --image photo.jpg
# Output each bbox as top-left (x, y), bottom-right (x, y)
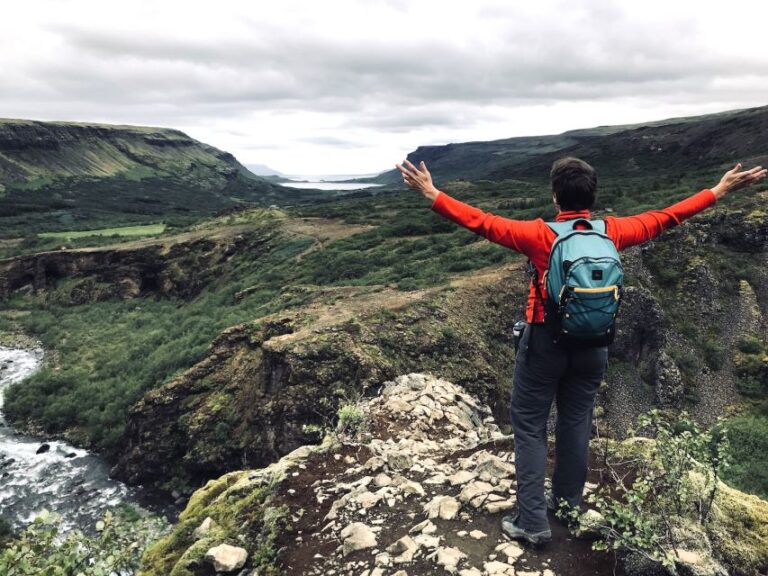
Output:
top-left (716, 413), bottom-right (768, 499)
top-left (733, 336), bottom-right (768, 398)
top-left (1, 234), bottom-right (149, 260)
top-left (0, 198), bottom-right (517, 457)
top-left (38, 223), bottom-right (166, 240)
top-left (140, 469), bottom-right (291, 576)
top-left (716, 337), bottom-right (767, 499)
top-left (3, 219), bottom-right (311, 454)
top-left (336, 403), bottom-right (366, 437)
top-left (0, 508), bottom-right (166, 576)
top-left (582, 410), bottom-right (729, 573)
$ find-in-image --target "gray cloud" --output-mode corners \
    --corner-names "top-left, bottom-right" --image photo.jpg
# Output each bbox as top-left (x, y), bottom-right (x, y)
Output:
top-left (34, 23), bottom-right (763, 116)
top-left (1, 0), bottom-right (766, 173)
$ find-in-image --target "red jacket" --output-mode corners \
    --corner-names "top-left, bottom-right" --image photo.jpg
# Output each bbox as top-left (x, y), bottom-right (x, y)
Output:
top-left (430, 188), bottom-right (717, 323)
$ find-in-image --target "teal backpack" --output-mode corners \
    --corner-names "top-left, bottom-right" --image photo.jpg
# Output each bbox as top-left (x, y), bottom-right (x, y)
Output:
top-left (536, 219), bottom-right (624, 347)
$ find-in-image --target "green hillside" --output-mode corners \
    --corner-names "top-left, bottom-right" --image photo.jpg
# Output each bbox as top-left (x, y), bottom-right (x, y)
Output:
top-left (0, 119), bottom-right (328, 237)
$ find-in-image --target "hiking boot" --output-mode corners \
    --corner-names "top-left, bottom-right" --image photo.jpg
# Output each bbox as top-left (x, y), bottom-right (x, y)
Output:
top-left (501, 514), bottom-right (552, 545)
top-left (546, 489), bottom-right (579, 529)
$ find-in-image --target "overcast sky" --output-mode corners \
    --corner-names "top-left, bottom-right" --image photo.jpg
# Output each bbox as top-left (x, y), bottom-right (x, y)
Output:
top-left (2, 1), bottom-right (767, 176)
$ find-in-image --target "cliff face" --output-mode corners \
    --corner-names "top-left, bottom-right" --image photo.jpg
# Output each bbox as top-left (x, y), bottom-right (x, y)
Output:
top-left (111, 268), bottom-right (526, 492)
top-left (0, 225), bottom-right (272, 303)
top-left (0, 119), bottom-right (245, 186)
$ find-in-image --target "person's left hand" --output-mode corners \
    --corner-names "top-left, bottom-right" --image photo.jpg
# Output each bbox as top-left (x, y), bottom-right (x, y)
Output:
top-left (396, 160), bottom-right (440, 202)
top-left (711, 162), bottom-right (767, 199)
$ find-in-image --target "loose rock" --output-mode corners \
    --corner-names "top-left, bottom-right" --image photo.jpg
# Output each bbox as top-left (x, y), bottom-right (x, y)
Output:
top-left (340, 523), bottom-right (377, 556)
top-left (204, 543), bottom-right (248, 573)
top-left (436, 546), bottom-right (467, 574)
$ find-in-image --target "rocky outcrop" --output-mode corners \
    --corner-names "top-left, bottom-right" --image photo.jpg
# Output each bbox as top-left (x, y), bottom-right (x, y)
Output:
top-left (204, 543), bottom-right (248, 572)
top-left (112, 268), bottom-right (526, 493)
top-left (0, 228), bottom-right (271, 303)
top-left (139, 373), bottom-right (767, 576)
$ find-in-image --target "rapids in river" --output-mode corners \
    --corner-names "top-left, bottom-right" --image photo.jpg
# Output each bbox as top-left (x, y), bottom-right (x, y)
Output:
top-left (0, 346), bottom-right (170, 532)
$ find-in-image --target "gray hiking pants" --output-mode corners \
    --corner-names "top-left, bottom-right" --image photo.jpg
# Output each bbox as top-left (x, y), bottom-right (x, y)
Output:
top-left (510, 323), bottom-right (608, 532)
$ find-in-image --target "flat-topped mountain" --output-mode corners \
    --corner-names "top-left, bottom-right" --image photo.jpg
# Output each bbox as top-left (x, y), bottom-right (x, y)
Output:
top-left (0, 119), bottom-right (322, 237)
top-left (375, 105), bottom-right (768, 185)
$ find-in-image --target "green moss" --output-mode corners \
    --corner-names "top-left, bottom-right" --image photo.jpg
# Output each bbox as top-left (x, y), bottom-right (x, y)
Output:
top-left (733, 335), bottom-right (768, 398)
top-left (706, 478), bottom-right (768, 575)
top-left (179, 471), bottom-right (250, 524)
top-left (168, 538), bottom-right (215, 576)
top-left (140, 470), bottom-right (275, 575)
top-left (139, 442), bottom-right (323, 576)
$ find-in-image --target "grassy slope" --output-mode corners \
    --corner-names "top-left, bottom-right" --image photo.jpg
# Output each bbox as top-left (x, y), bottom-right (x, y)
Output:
top-left (38, 223), bottom-right (167, 240)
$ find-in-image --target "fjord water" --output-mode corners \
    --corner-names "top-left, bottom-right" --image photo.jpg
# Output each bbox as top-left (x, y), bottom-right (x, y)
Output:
top-left (0, 346), bottom-right (163, 532)
top-left (280, 181), bottom-right (381, 190)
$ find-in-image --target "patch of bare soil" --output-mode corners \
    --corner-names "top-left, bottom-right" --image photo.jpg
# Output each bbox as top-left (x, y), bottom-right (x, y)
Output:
top-left (281, 217), bottom-right (375, 244)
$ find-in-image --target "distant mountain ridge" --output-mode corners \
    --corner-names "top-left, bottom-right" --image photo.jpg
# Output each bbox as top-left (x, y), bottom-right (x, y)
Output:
top-left (0, 119), bottom-right (257, 187)
top-left (0, 119), bottom-right (323, 237)
top-left (375, 105), bottom-right (768, 185)
top-left (245, 163), bottom-right (287, 177)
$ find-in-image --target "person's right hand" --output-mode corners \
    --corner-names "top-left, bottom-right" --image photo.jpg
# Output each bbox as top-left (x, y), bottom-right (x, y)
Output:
top-left (711, 163), bottom-right (767, 199)
top-left (396, 159), bottom-right (440, 202)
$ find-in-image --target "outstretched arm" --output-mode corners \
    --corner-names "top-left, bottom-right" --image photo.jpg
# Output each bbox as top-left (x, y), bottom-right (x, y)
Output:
top-left (396, 160), bottom-right (543, 255)
top-left (608, 163), bottom-right (766, 250)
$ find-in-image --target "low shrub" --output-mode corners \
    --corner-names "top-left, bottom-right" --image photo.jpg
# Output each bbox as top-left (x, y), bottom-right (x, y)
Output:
top-left (336, 403), bottom-right (366, 437)
top-left (574, 410), bottom-right (729, 574)
top-left (0, 508), bottom-right (166, 576)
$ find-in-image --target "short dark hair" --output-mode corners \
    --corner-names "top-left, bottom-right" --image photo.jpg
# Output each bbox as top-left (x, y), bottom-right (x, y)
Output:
top-left (550, 157), bottom-right (596, 211)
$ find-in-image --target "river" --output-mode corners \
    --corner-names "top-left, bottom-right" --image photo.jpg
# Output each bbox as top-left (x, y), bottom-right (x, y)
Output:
top-left (0, 346), bottom-right (170, 532)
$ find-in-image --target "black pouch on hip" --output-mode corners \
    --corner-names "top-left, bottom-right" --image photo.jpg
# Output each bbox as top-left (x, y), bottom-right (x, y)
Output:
top-left (513, 320), bottom-right (527, 353)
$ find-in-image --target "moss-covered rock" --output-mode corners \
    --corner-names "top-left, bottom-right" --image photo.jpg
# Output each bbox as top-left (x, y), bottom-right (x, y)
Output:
top-left (706, 478), bottom-right (768, 576)
top-left (139, 439), bottom-right (334, 576)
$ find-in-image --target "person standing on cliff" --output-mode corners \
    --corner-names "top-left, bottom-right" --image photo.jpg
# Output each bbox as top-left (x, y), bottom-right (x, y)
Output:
top-left (396, 156), bottom-right (766, 544)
